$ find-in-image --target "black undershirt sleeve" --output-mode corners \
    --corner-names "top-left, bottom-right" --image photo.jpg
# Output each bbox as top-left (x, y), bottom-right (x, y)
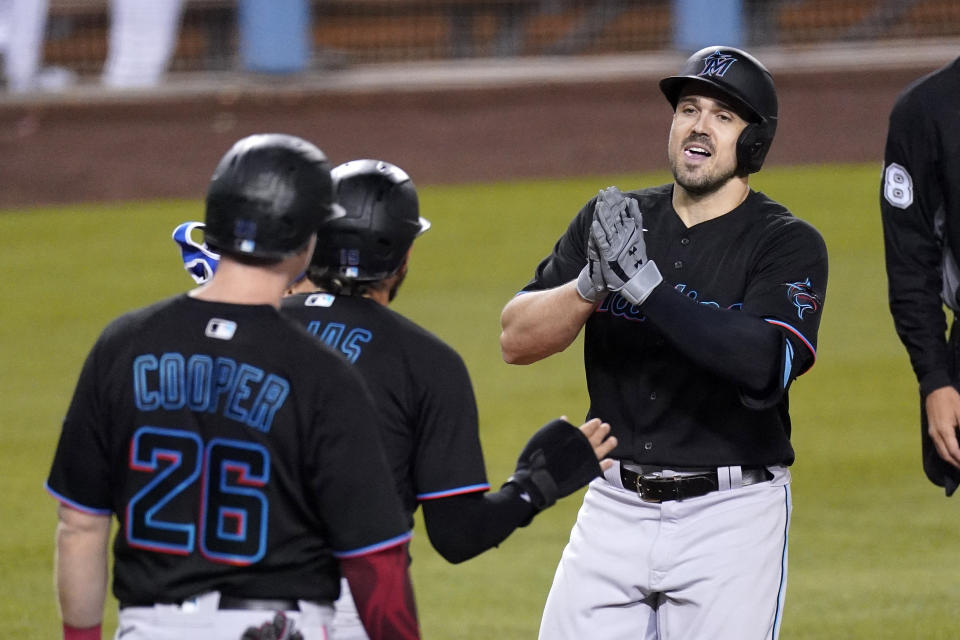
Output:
top-left (642, 282), bottom-right (782, 397)
top-left (420, 484), bottom-right (535, 564)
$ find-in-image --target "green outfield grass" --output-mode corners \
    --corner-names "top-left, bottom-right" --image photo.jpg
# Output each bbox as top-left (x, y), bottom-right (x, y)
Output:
top-left (2, 162), bottom-right (957, 639)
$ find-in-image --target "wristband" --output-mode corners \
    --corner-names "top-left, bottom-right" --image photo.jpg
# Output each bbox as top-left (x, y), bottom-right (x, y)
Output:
top-left (575, 265), bottom-right (605, 303)
top-left (64, 623), bottom-right (101, 640)
top-left (618, 259), bottom-right (663, 305)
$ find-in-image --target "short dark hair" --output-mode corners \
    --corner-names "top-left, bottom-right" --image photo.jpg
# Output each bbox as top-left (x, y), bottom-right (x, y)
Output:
top-left (306, 265), bottom-right (383, 298)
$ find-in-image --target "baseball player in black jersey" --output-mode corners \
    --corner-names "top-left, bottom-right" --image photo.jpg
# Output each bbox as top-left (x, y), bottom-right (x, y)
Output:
top-left (173, 158), bottom-right (619, 640)
top-left (880, 56), bottom-right (960, 496)
top-left (45, 134), bottom-right (420, 640)
top-left (500, 46), bottom-right (828, 639)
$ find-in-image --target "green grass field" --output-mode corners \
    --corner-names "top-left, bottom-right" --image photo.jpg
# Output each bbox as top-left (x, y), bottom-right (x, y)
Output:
top-left (2, 162), bottom-right (957, 638)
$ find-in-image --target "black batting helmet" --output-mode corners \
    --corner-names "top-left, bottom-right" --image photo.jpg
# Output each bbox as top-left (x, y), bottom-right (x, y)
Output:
top-left (659, 46), bottom-right (778, 173)
top-left (204, 133), bottom-right (338, 260)
top-left (312, 159), bottom-right (430, 282)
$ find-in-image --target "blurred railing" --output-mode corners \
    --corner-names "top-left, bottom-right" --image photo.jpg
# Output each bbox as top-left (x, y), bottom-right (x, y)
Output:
top-left (30, 0), bottom-right (960, 79)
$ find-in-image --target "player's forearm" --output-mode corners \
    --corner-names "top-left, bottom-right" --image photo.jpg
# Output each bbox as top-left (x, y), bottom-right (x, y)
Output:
top-left (500, 281), bottom-right (595, 364)
top-left (421, 485), bottom-right (534, 564)
top-left (54, 507), bottom-right (110, 629)
top-left (341, 543), bottom-right (420, 640)
top-left (642, 284), bottom-right (781, 394)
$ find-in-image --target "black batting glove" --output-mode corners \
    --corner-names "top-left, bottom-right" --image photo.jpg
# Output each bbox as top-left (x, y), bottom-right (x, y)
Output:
top-left (240, 612), bottom-right (304, 640)
top-left (506, 418), bottom-right (604, 524)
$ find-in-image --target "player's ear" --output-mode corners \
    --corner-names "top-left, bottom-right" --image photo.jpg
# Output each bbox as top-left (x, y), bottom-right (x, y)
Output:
top-left (390, 250), bottom-right (412, 280)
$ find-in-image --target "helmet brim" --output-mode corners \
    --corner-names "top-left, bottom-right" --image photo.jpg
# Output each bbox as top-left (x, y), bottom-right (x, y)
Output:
top-left (417, 216), bottom-right (431, 236)
top-left (659, 75), bottom-right (763, 124)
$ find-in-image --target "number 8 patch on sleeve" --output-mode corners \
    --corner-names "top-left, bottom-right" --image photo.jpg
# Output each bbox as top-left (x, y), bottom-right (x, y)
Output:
top-left (884, 163), bottom-right (914, 210)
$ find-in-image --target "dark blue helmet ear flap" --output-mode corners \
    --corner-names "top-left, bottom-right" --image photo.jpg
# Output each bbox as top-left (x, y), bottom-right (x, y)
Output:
top-left (736, 120), bottom-right (776, 174)
top-left (313, 159), bottom-right (430, 282)
top-left (204, 133), bottom-right (335, 259)
top-left (660, 46), bottom-right (778, 174)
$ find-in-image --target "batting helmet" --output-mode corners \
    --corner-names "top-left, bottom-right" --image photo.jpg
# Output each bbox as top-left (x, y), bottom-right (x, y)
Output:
top-left (204, 133), bottom-right (338, 260)
top-left (312, 159), bottom-right (430, 282)
top-left (659, 46), bottom-right (778, 174)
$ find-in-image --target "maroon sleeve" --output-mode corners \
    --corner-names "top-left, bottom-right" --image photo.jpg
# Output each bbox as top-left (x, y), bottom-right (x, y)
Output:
top-left (340, 543), bottom-right (420, 640)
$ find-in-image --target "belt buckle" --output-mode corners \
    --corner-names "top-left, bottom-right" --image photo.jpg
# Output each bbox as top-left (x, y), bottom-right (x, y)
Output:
top-left (634, 474), bottom-right (658, 502)
top-left (635, 473), bottom-right (678, 503)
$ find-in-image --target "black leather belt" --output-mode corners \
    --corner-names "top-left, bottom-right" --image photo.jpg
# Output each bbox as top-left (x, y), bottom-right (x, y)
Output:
top-left (218, 595), bottom-right (300, 611)
top-left (620, 465), bottom-right (773, 503)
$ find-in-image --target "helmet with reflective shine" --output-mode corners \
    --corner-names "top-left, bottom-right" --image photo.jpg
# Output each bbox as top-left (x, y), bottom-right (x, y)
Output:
top-left (313, 159), bottom-right (430, 282)
top-left (204, 133), bottom-right (337, 259)
top-left (659, 46), bottom-right (778, 173)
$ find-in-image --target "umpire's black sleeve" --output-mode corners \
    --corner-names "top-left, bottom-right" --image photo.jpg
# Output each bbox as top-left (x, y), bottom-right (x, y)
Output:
top-left (880, 75), bottom-right (954, 397)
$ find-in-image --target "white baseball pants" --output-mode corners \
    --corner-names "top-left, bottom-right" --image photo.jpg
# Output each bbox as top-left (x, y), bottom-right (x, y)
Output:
top-left (116, 591), bottom-right (333, 640)
top-left (330, 577), bottom-right (369, 640)
top-left (538, 461), bottom-right (792, 640)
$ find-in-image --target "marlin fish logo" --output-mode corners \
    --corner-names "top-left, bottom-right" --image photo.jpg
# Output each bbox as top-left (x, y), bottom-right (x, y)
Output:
top-left (699, 50), bottom-right (737, 78)
top-left (785, 278), bottom-right (821, 319)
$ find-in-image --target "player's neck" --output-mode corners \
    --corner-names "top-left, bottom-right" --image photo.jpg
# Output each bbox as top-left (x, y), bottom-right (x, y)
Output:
top-left (365, 287), bottom-right (390, 306)
top-left (672, 176), bottom-right (750, 227)
top-left (286, 277), bottom-right (316, 297)
top-left (283, 277), bottom-right (393, 307)
top-left (189, 258), bottom-right (292, 308)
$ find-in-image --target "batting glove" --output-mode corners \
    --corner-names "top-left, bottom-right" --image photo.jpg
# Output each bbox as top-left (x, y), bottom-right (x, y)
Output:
top-left (575, 233), bottom-right (607, 303)
top-left (592, 186), bottom-right (662, 305)
top-left (240, 612), bottom-right (303, 640)
top-left (506, 418), bottom-right (603, 524)
top-left (172, 221), bottom-right (220, 285)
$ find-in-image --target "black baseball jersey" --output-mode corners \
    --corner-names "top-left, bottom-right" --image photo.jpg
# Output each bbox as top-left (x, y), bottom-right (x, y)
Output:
top-left (522, 185), bottom-right (827, 466)
top-left (281, 292), bottom-right (490, 524)
top-left (881, 56), bottom-right (960, 397)
top-left (46, 295), bottom-right (409, 606)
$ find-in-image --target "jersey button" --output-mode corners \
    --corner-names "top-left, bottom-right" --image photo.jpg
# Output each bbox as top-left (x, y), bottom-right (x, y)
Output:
top-left (644, 442), bottom-right (653, 451)
top-left (673, 260), bottom-right (683, 270)
top-left (649, 392), bottom-right (657, 400)
top-left (680, 237), bottom-right (690, 246)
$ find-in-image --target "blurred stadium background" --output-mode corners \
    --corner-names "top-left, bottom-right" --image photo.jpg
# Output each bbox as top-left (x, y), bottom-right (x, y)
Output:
top-left (1, 0), bottom-right (959, 209)
top-left (31, 0), bottom-right (960, 71)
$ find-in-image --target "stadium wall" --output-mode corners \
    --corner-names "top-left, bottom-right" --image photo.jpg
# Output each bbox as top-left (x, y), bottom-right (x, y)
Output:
top-left (0, 43), bottom-right (955, 208)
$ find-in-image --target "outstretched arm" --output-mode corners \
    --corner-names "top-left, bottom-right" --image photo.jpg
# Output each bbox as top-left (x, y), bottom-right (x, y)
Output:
top-left (422, 419), bottom-right (616, 563)
top-left (421, 486), bottom-right (531, 564)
